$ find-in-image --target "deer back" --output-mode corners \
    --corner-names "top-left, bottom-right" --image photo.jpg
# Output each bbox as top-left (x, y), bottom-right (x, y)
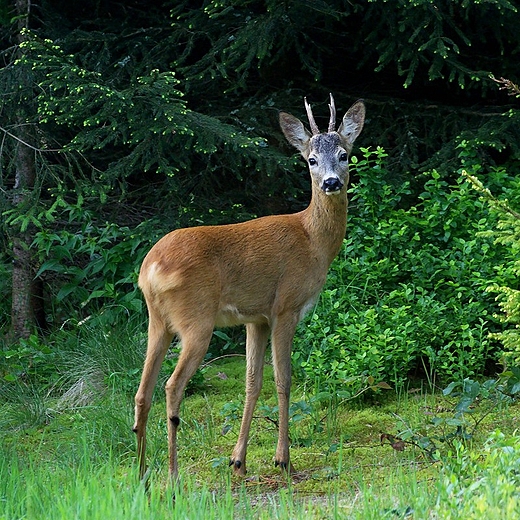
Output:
top-left (139, 96), bottom-right (365, 330)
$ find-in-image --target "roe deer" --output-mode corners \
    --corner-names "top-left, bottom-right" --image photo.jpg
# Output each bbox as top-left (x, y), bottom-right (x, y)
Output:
top-left (133, 94), bottom-right (365, 480)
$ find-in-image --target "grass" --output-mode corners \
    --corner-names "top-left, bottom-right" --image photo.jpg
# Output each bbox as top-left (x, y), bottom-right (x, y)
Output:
top-left (1, 320), bottom-right (520, 518)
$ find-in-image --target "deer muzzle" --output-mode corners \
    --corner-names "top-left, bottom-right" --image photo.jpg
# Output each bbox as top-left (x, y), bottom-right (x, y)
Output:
top-left (322, 177), bottom-right (344, 193)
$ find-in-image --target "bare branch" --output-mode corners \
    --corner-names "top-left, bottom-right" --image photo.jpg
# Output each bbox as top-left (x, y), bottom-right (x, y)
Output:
top-left (0, 124), bottom-right (61, 153)
top-left (490, 75), bottom-right (520, 97)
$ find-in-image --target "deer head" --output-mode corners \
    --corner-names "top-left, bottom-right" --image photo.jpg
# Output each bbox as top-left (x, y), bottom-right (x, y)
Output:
top-left (279, 94), bottom-right (365, 194)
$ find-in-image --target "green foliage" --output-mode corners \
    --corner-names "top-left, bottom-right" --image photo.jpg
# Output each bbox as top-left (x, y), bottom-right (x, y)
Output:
top-left (464, 171), bottom-right (520, 365)
top-left (437, 431), bottom-right (520, 519)
top-left (3, 191), bottom-right (156, 327)
top-left (33, 219), bottom-right (147, 321)
top-left (363, 0), bottom-right (518, 89)
top-left (293, 146), bottom-right (516, 391)
top-left (19, 31), bottom-right (276, 190)
top-left (172, 0), bottom-right (519, 92)
top-left (0, 334), bottom-right (56, 383)
top-left (392, 372), bottom-right (520, 460)
top-left (171, 0), bottom-right (354, 89)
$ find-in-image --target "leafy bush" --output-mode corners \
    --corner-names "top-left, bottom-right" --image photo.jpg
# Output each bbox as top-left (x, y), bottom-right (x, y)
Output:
top-left (0, 334), bottom-right (58, 384)
top-left (392, 371), bottom-right (520, 460)
top-left (437, 431), bottom-right (520, 519)
top-left (464, 172), bottom-right (520, 365)
top-left (292, 146), bottom-right (516, 391)
top-left (7, 194), bottom-right (157, 328)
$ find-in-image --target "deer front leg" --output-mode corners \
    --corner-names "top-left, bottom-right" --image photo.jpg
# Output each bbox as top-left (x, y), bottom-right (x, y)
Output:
top-left (230, 322), bottom-right (270, 476)
top-left (133, 316), bottom-right (173, 480)
top-left (165, 325), bottom-right (213, 482)
top-left (271, 314), bottom-right (298, 473)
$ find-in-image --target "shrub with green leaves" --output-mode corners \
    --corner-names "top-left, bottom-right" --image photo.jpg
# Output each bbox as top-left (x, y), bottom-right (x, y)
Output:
top-left (464, 172), bottom-right (520, 365)
top-left (5, 194), bottom-right (158, 328)
top-left (436, 431), bottom-right (520, 519)
top-left (293, 146), bottom-right (516, 391)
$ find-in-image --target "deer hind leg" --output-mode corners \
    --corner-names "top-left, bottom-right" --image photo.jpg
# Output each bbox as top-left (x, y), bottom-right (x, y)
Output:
top-left (133, 313), bottom-right (173, 480)
top-left (271, 313), bottom-right (298, 473)
top-left (230, 322), bottom-right (270, 476)
top-left (165, 323), bottom-right (214, 482)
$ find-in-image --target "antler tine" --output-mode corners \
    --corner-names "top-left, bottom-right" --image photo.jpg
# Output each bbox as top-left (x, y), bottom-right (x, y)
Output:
top-left (304, 97), bottom-right (320, 135)
top-left (328, 93), bottom-right (336, 133)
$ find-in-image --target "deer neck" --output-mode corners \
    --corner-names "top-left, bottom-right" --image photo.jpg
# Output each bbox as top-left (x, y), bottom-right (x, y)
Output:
top-left (301, 184), bottom-right (348, 265)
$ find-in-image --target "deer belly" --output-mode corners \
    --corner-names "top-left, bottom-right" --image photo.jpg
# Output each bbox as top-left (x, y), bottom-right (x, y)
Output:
top-left (215, 304), bottom-right (269, 327)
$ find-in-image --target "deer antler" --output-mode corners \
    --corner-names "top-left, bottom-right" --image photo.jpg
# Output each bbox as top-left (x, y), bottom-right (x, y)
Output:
top-left (304, 97), bottom-right (320, 135)
top-left (328, 93), bottom-right (336, 133)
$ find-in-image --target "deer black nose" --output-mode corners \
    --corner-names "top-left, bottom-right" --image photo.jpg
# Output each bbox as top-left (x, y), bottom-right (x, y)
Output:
top-left (322, 177), bottom-right (343, 193)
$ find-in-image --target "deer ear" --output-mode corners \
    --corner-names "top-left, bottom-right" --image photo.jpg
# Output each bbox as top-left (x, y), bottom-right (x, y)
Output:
top-left (279, 112), bottom-right (312, 152)
top-left (337, 100), bottom-right (365, 146)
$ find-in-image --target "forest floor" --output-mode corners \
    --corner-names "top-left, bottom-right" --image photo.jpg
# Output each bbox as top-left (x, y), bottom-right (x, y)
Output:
top-left (2, 357), bottom-right (520, 519)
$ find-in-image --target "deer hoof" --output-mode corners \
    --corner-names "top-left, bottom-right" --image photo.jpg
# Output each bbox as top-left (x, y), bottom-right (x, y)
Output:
top-left (275, 460), bottom-right (294, 473)
top-left (229, 459), bottom-right (246, 476)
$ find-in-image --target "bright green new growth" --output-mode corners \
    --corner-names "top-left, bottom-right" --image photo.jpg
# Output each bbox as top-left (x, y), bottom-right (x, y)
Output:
top-left (464, 170), bottom-right (520, 365)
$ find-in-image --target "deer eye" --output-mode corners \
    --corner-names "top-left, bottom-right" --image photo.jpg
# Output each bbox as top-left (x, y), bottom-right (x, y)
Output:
top-left (339, 152), bottom-right (349, 162)
top-left (308, 157), bottom-right (317, 166)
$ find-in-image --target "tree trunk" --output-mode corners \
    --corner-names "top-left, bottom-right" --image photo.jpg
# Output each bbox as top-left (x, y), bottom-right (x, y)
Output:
top-left (10, 0), bottom-right (43, 340)
top-left (11, 121), bottom-right (38, 340)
